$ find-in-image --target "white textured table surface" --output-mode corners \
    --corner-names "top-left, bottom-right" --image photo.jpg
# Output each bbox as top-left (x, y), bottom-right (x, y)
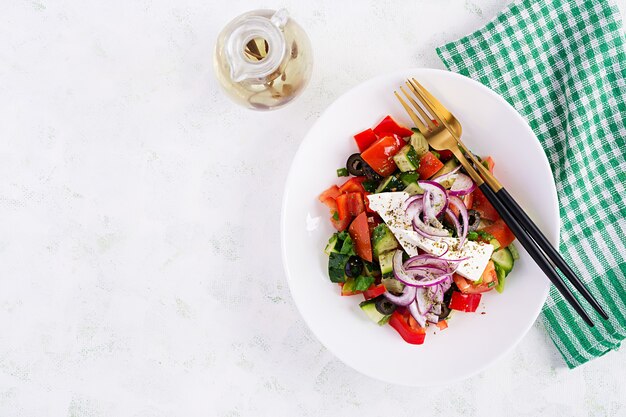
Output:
top-left (1, 1), bottom-right (625, 416)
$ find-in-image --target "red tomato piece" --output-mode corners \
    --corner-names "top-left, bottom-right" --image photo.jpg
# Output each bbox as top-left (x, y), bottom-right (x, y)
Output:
top-left (346, 192), bottom-right (365, 217)
top-left (417, 151), bottom-right (444, 179)
top-left (452, 261), bottom-right (497, 294)
top-left (481, 219), bottom-right (515, 247)
top-left (363, 192), bottom-right (376, 214)
top-left (449, 291), bottom-right (482, 312)
top-left (353, 128), bottom-right (378, 152)
top-left (349, 212), bottom-right (373, 262)
top-left (319, 185), bottom-right (340, 202)
top-left (331, 215), bottom-right (351, 231)
top-left (373, 115), bottom-right (414, 138)
top-left (471, 188), bottom-right (500, 221)
top-left (363, 283), bottom-right (386, 300)
top-left (389, 310), bottom-right (426, 345)
top-left (436, 320), bottom-right (448, 330)
top-left (361, 135), bottom-right (404, 176)
top-left (338, 177), bottom-right (366, 194)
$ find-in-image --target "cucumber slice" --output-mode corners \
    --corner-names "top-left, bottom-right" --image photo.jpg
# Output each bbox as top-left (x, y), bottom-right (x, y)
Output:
top-left (494, 263), bottom-right (507, 293)
top-left (324, 234), bottom-right (341, 255)
top-left (409, 132), bottom-right (429, 157)
top-left (372, 224), bottom-right (399, 258)
top-left (492, 247), bottom-right (514, 273)
top-left (375, 175), bottom-right (404, 193)
top-left (359, 299), bottom-right (391, 325)
top-left (378, 251), bottom-right (395, 275)
top-left (403, 182), bottom-right (424, 196)
top-left (399, 171), bottom-right (419, 186)
top-left (508, 243), bottom-right (520, 260)
top-left (490, 238), bottom-right (501, 251)
top-left (393, 144), bottom-right (420, 172)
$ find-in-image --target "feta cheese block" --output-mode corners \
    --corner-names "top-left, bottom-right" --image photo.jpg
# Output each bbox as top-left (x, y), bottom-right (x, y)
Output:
top-left (367, 192), bottom-right (494, 282)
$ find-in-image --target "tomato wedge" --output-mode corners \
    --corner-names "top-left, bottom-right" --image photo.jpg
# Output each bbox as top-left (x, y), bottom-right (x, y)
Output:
top-left (471, 188), bottom-right (500, 221)
top-left (363, 283), bottom-right (386, 300)
top-left (389, 310), bottom-right (426, 344)
top-left (353, 128), bottom-right (378, 152)
top-left (349, 212), bottom-right (373, 262)
top-left (417, 151), bottom-right (444, 179)
top-left (483, 156), bottom-right (495, 173)
top-left (436, 320), bottom-right (448, 330)
top-left (360, 135), bottom-right (404, 176)
top-left (481, 219), bottom-right (515, 247)
top-left (319, 185), bottom-right (340, 202)
top-left (373, 115), bottom-right (414, 138)
top-left (453, 261), bottom-right (498, 294)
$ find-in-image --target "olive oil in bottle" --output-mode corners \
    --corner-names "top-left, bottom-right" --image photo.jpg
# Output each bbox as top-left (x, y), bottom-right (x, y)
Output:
top-left (213, 9), bottom-right (313, 110)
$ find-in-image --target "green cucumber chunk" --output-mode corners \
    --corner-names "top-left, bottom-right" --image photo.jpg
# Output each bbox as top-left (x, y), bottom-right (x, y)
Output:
top-left (393, 144), bottom-right (420, 172)
top-left (359, 299), bottom-right (391, 325)
top-left (409, 131), bottom-right (429, 157)
top-left (375, 176), bottom-right (404, 193)
top-left (372, 224), bottom-right (399, 258)
top-left (378, 250), bottom-right (395, 275)
top-left (491, 247), bottom-right (514, 273)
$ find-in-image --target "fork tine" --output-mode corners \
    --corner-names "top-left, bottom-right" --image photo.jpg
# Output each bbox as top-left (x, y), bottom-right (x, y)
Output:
top-left (404, 82), bottom-right (437, 130)
top-left (406, 79), bottom-right (444, 127)
top-left (399, 86), bottom-right (434, 132)
top-left (410, 78), bottom-right (447, 120)
top-left (394, 90), bottom-right (428, 134)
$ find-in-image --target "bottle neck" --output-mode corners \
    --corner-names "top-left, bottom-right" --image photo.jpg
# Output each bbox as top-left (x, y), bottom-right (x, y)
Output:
top-left (225, 10), bottom-right (288, 83)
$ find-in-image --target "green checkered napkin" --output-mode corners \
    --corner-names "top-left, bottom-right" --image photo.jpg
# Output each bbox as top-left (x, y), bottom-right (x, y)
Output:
top-left (437, 0), bottom-right (626, 368)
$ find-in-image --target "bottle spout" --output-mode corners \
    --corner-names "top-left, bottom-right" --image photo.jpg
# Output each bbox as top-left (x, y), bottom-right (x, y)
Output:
top-left (270, 8), bottom-right (289, 30)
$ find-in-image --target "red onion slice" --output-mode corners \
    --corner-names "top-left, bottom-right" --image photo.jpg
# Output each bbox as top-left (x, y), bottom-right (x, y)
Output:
top-left (393, 251), bottom-right (455, 287)
top-left (383, 284), bottom-right (416, 307)
top-left (415, 287), bottom-right (432, 315)
top-left (449, 173), bottom-right (476, 196)
top-left (406, 199), bottom-right (450, 238)
top-left (448, 195), bottom-right (469, 248)
top-left (426, 312), bottom-right (440, 324)
top-left (409, 300), bottom-right (427, 328)
top-left (432, 165), bottom-right (461, 187)
top-left (419, 181), bottom-right (448, 223)
top-left (440, 276), bottom-right (453, 293)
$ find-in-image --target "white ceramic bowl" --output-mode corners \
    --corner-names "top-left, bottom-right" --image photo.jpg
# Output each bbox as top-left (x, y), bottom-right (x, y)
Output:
top-left (281, 68), bottom-right (558, 386)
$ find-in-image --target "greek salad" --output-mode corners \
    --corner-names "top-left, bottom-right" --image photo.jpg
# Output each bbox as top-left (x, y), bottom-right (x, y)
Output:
top-left (318, 115), bottom-right (519, 345)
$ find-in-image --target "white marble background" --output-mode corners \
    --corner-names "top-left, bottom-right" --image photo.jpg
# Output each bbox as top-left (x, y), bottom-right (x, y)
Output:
top-left (1, 0), bottom-right (625, 416)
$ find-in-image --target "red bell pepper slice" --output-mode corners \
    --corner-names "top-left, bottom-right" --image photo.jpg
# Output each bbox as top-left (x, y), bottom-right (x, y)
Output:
top-left (449, 291), bottom-right (482, 312)
top-left (363, 283), bottom-right (386, 300)
top-left (349, 211), bottom-right (372, 262)
top-left (361, 135), bottom-right (404, 176)
top-left (389, 310), bottom-right (426, 344)
top-left (373, 115), bottom-right (414, 138)
top-left (417, 151), bottom-right (444, 179)
top-left (353, 128), bottom-right (378, 152)
top-left (335, 194), bottom-right (350, 221)
top-left (437, 149), bottom-right (454, 161)
top-left (338, 177), bottom-right (366, 194)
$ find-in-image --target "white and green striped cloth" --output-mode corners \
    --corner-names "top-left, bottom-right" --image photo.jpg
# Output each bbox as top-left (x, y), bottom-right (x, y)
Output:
top-left (437, 0), bottom-right (626, 368)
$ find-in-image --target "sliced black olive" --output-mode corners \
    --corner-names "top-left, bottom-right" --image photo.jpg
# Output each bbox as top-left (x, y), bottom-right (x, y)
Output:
top-left (346, 154), bottom-right (366, 176)
top-left (374, 296), bottom-right (397, 315)
top-left (362, 163), bottom-right (382, 182)
top-left (467, 209), bottom-right (481, 232)
top-left (344, 255), bottom-right (363, 278)
top-left (438, 303), bottom-right (451, 320)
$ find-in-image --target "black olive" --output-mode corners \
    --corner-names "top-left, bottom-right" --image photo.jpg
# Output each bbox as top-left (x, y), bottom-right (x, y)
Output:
top-left (346, 154), bottom-right (366, 176)
top-left (438, 303), bottom-right (451, 320)
top-left (467, 209), bottom-right (481, 232)
top-left (344, 256), bottom-right (363, 278)
top-left (374, 296), bottom-right (397, 315)
top-left (362, 163), bottom-right (382, 182)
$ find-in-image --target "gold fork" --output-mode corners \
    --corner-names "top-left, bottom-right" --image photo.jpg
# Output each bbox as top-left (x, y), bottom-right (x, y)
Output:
top-left (395, 78), bottom-right (607, 327)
